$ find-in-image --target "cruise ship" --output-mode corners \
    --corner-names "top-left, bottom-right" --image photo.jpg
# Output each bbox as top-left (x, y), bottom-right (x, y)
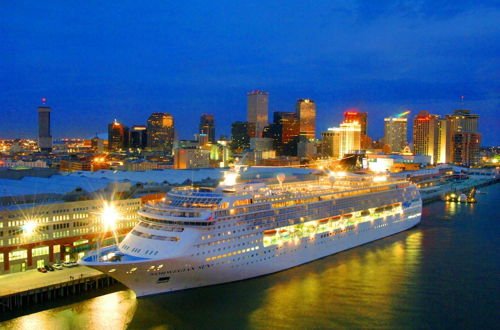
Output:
top-left (80, 167), bottom-right (422, 297)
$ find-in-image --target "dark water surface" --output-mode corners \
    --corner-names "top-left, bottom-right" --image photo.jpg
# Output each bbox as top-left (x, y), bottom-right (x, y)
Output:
top-left (2, 185), bottom-right (499, 329)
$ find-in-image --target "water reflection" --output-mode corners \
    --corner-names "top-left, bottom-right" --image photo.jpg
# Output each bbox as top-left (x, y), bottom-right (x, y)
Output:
top-left (3, 290), bottom-right (137, 330)
top-left (248, 231), bottom-right (423, 328)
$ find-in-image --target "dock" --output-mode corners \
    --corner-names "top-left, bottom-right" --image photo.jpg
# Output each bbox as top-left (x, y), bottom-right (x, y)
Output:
top-left (421, 177), bottom-right (499, 204)
top-left (0, 266), bottom-right (116, 312)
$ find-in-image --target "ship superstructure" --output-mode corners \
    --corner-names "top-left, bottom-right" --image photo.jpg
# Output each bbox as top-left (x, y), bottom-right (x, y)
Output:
top-left (80, 168), bottom-right (422, 297)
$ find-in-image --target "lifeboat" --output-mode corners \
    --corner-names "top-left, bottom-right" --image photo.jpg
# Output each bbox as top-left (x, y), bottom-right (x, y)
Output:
top-left (319, 218), bottom-right (330, 224)
top-left (342, 213), bottom-right (353, 219)
top-left (384, 205), bottom-right (393, 211)
top-left (374, 207), bottom-right (385, 213)
top-left (331, 216), bottom-right (341, 221)
top-left (264, 230), bottom-right (277, 236)
top-left (361, 210), bottom-right (370, 217)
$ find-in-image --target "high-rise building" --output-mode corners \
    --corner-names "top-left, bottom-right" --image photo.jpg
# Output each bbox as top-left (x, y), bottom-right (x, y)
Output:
top-left (445, 109), bottom-right (480, 166)
top-left (129, 125), bottom-right (148, 150)
top-left (263, 112), bottom-right (300, 155)
top-left (321, 129), bottom-right (340, 158)
top-left (384, 117), bottom-right (407, 153)
top-left (437, 118), bottom-right (452, 163)
top-left (413, 111), bottom-right (440, 163)
top-left (147, 113), bottom-right (175, 153)
top-left (452, 132), bottom-right (481, 166)
top-left (108, 119), bottom-right (127, 151)
top-left (274, 111), bottom-right (300, 144)
top-left (247, 91), bottom-right (269, 138)
top-left (322, 122), bottom-right (361, 159)
top-left (230, 121), bottom-right (255, 153)
top-left (446, 110), bottom-right (479, 133)
top-left (344, 111), bottom-right (367, 136)
top-left (38, 98), bottom-right (52, 152)
top-left (199, 114), bottom-right (215, 143)
top-left (296, 99), bottom-right (316, 140)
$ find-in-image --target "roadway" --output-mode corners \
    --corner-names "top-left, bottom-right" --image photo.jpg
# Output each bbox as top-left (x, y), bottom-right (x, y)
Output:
top-left (0, 265), bottom-right (103, 297)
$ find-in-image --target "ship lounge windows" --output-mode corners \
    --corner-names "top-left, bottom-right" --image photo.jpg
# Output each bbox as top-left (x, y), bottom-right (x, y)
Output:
top-left (131, 229), bottom-right (180, 242)
top-left (233, 199), bottom-right (251, 207)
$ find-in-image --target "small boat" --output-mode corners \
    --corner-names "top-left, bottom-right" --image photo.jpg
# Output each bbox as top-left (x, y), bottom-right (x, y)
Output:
top-left (342, 214), bottom-right (352, 219)
top-left (361, 210), bottom-right (370, 217)
top-left (331, 216), bottom-right (341, 221)
top-left (319, 218), bottom-right (330, 224)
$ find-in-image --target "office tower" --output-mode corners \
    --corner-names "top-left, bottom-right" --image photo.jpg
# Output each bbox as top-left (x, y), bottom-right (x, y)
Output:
top-left (274, 111), bottom-right (300, 143)
top-left (230, 121), bottom-right (255, 152)
top-left (147, 112), bottom-right (175, 152)
top-left (263, 112), bottom-right (300, 155)
top-left (130, 125), bottom-right (148, 150)
top-left (445, 109), bottom-right (480, 166)
top-left (199, 114), bottom-right (215, 143)
top-left (247, 91), bottom-right (269, 138)
top-left (322, 122), bottom-right (361, 159)
top-left (437, 118), bottom-right (452, 163)
top-left (344, 111), bottom-right (367, 136)
top-left (91, 136), bottom-right (105, 153)
top-left (108, 119), bottom-right (127, 151)
top-left (453, 132), bottom-right (481, 166)
top-left (413, 111), bottom-right (440, 163)
top-left (384, 117), bottom-right (407, 153)
top-left (321, 129), bottom-right (340, 158)
top-left (446, 110), bottom-right (479, 133)
top-left (296, 98), bottom-right (316, 140)
top-left (38, 98), bottom-right (52, 152)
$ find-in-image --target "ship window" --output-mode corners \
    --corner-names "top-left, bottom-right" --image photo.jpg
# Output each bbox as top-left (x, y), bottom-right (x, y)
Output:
top-left (157, 277), bottom-right (170, 283)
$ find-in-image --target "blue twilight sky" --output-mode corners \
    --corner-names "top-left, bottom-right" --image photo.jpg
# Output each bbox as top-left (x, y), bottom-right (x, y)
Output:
top-left (1, 1), bottom-right (499, 144)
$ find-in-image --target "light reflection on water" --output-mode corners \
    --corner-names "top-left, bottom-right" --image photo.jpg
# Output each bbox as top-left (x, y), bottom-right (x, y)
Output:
top-left (2, 290), bottom-right (137, 330)
top-left (248, 231), bottom-right (423, 329)
top-left (1, 186), bottom-right (498, 329)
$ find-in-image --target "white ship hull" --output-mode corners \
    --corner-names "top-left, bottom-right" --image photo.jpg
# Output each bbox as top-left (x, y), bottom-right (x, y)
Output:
top-left (84, 211), bottom-right (420, 297)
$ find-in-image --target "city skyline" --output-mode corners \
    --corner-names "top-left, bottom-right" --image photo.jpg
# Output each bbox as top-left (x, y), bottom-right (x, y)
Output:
top-left (1, 2), bottom-right (499, 144)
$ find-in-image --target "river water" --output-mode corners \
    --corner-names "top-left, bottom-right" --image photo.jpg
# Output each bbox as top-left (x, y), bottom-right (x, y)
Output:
top-left (1, 185), bottom-right (499, 329)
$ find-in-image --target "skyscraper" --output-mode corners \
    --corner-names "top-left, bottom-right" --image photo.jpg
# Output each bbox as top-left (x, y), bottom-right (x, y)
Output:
top-left (452, 132), bottom-right (481, 166)
top-left (344, 111), bottom-right (367, 136)
top-left (322, 122), bottom-right (361, 159)
top-left (230, 121), bottom-right (255, 153)
top-left (437, 118), bottom-right (452, 163)
top-left (199, 114), bottom-right (215, 143)
top-left (130, 125), bottom-right (148, 150)
top-left (263, 112), bottom-right (299, 156)
top-left (108, 119), bottom-right (127, 151)
top-left (384, 117), bottom-right (407, 153)
top-left (296, 98), bottom-right (316, 140)
top-left (147, 112), bottom-right (175, 153)
top-left (413, 111), bottom-right (440, 163)
top-left (247, 91), bottom-right (269, 138)
top-left (446, 110), bottom-right (479, 133)
top-left (38, 98), bottom-right (52, 152)
top-left (445, 109), bottom-right (480, 166)
top-left (321, 129), bottom-right (340, 158)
